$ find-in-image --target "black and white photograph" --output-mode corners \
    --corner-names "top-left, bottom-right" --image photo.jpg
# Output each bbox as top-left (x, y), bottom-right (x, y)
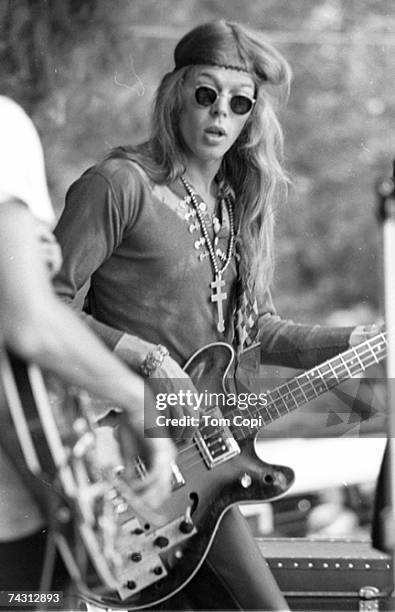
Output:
top-left (0, 1), bottom-right (394, 610)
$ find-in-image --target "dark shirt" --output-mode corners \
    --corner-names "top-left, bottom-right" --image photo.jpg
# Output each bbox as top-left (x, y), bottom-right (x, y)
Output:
top-left (54, 158), bottom-right (353, 369)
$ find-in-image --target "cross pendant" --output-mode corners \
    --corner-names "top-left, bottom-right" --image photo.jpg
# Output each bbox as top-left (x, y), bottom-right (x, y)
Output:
top-left (211, 274), bottom-right (227, 333)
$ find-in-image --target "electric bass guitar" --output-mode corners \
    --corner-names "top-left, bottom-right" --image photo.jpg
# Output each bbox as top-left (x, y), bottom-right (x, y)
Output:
top-left (0, 332), bottom-right (387, 609)
top-left (81, 331), bottom-right (387, 609)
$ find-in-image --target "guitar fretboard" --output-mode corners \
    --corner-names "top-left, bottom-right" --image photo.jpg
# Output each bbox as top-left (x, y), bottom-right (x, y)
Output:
top-left (229, 332), bottom-right (387, 439)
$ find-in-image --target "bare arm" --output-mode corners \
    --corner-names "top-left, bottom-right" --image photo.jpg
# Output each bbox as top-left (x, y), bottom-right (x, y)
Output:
top-left (0, 201), bottom-right (144, 409)
top-left (0, 201), bottom-right (175, 507)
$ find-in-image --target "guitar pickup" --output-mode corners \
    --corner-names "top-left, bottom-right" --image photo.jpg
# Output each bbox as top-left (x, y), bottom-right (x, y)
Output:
top-left (194, 407), bottom-right (240, 469)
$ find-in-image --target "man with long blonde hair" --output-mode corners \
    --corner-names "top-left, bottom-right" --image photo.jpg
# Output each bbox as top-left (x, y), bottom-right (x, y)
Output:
top-left (54, 20), bottom-right (380, 611)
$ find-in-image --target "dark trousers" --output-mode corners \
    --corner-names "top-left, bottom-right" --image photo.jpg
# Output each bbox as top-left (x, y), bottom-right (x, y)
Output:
top-left (0, 529), bottom-right (69, 610)
top-left (159, 506), bottom-right (289, 611)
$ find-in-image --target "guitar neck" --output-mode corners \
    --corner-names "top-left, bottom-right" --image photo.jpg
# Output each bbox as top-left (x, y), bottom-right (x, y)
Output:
top-left (230, 332), bottom-right (387, 438)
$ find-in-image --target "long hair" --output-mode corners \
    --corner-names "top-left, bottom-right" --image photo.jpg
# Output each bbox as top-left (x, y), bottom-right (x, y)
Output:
top-left (109, 20), bottom-right (291, 298)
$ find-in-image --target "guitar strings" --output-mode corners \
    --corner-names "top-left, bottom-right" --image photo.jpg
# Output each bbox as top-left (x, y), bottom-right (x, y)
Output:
top-left (182, 342), bottom-right (387, 443)
top-left (134, 340), bottom-right (387, 476)
top-left (169, 342), bottom-right (387, 472)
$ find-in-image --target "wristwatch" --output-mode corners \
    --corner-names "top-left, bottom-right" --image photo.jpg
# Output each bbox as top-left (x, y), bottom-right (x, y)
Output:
top-left (140, 344), bottom-right (169, 377)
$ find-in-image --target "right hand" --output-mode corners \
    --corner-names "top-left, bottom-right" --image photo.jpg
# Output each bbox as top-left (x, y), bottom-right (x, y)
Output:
top-left (117, 413), bottom-right (177, 512)
top-left (96, 413), bottom-right (176, 513)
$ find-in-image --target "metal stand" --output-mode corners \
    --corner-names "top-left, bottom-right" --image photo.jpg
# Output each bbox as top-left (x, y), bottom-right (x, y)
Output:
top-left (376, 160), bottom-right (395, 595)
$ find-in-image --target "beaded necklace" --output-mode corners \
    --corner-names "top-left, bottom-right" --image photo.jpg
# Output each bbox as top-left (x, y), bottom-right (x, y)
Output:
top-left (180, 176), bottom-right (235, 333)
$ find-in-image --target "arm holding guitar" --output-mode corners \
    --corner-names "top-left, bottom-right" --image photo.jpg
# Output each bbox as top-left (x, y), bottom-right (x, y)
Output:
top-left (0, 203), bottom-right (176, 511)
top-left (255, 289), bottom-right (385, 370)
top-left (114, 333), bottom-right (201, 438)
top-left (349, 322), bottom-right (386, 347)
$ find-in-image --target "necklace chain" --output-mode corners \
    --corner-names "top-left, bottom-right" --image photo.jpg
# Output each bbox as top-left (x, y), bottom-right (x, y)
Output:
top-left (180, 176), bottom-right (235, 277)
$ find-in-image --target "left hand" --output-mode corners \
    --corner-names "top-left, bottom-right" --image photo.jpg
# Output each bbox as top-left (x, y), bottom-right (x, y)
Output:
top-left (349, 321), bottom-right (385, 347)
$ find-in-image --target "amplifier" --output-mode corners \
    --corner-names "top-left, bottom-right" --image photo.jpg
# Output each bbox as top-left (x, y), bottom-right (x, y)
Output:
top-left (257, 538), bottom-right (394, 611)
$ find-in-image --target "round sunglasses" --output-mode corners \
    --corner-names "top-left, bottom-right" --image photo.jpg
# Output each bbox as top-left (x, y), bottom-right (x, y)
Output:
top-left (194, 85), bottom-right (256, 115)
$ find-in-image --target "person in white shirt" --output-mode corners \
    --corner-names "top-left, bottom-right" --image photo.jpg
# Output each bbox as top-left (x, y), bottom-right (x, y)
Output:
top-left (0, 96), bottom-right (175, 593)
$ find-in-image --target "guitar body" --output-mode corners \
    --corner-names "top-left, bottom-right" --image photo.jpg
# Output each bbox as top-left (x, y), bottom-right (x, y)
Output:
top-left (124, 328), bottom-right (387, 607)
top-left (129, 441), bottom-right (294, 609)
top-left (103, 342), bottom-right (294, 609)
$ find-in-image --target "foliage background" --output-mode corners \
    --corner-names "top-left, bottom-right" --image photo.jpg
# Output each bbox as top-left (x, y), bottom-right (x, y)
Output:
top-left (1, 0), bottom-right (394, 324)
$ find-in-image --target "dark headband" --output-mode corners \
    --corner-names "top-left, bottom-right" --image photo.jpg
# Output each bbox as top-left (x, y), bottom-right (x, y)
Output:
top-left (174, 22), bottom-right (252, 75)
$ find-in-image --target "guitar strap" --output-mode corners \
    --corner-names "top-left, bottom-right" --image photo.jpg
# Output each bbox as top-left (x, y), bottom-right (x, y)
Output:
top-left (0, 349), bottom-right (143, 603)
top-left (0, 351), bottom-right (73, 586)
top-left (0, 353), bottom-right (57, 512)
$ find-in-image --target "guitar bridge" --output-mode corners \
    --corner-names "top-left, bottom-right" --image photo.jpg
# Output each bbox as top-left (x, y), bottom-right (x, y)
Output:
top-left (194, 407), bottom-right (240, 469)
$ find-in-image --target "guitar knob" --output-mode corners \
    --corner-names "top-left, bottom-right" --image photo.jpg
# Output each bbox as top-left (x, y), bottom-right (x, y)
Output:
top-left (263, 473), bottom-right (274, 485)
top-left (179, 520), bottom-right (194, 534)
top-left (240, 473), bottom-right (252, 488)
top-left (274, 470), bottom-right (288, 488)
top-left (151, 566), bottom-right (163, 575)
top-left (130, 552), bottom-right (142, 562)
top-left (125, 580), bottom-right (137, 590)
top-left (154, 536), bottom-right (169, 548)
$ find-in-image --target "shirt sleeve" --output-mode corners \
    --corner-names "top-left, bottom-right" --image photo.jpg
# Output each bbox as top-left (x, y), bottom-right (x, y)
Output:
top-left (0, 96), bottom-right (54, 225)
top-left (53, 162), bottom-right (142, 347)
top-left (257, 290), bottom-right (354, 369)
